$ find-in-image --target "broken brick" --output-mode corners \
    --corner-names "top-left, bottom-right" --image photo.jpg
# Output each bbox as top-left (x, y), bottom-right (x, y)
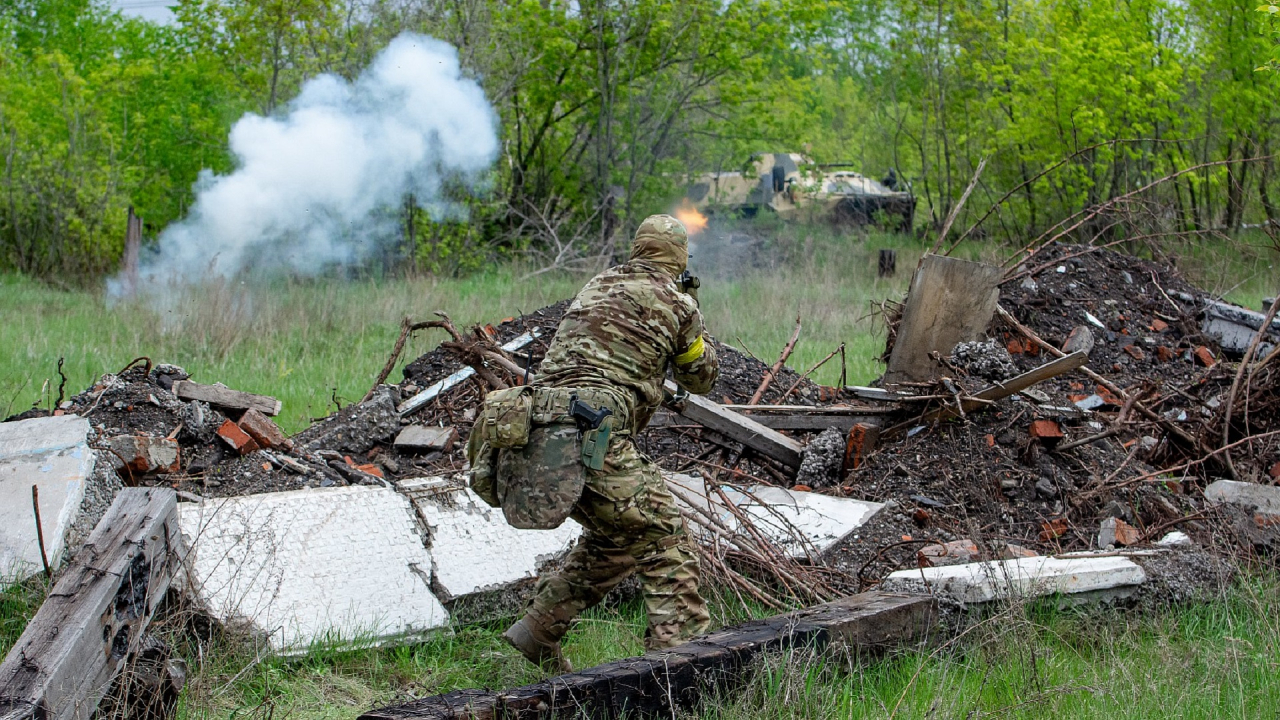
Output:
top-left (1150, 318), bottom-right (1169, 332)
top-left (1029, 420), bottom-right (1064, 441)
top-left (1271, 461), bottom-right (1280, 481)
top-left (238, 408), bottom-right (290, 450)
top-left (843, 423), bottom-right (880, 473)
top-left (1123, 345), bottom-right (1145, 361)
top-left (985, 434), bottom-right (996, 448)
top-left (792, 484), bottom-right (812, 492)
top-left (1156, 345), bottom-right (1175, 362)
top-left (356, 463), bottom-right (384, 478)
top-left (1039, 518), bottom-right (1069, 542)
top-left (1255, 512), bottom-right (1280, 529)
top-left (1002, 543), bottom-right (1038, 559)
top-left (1006, 339), bottom-right (1025, 355)
top-left (107, 435), bottom-right (181, 475)
top-left (1194, 346), bottom-right (1216, 367)
top-left (918, 539), bottom-right (980, 567)
top-left (217, 419), bottom-right (259, 455)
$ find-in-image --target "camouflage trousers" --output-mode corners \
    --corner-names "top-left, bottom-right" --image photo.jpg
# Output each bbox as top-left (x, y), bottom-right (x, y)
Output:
top-left (526, 437), bottom-right (710, 650)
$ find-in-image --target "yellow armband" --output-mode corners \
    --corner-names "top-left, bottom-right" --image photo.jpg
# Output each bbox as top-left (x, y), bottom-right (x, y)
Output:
top-left (674, 335), bottom-right (705, 365)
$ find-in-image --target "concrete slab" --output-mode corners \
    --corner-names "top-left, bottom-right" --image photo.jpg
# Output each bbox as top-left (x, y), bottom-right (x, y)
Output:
top-left (397, 477), bottom-right (581, 600)
top-left (0, 415), bottom-right (95, 580)
top-left (1204, 479), bottom-right (1280, 515)
top-left (666, 473), bottom-right (884, 558)
top-left (178, 486), bottom-right (448, 652)
top-left (881, 555), bottom-right (1146, 604)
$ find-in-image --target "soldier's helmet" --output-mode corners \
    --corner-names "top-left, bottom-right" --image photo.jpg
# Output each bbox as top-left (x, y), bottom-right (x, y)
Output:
top-left (629, 214), bottom-right (688, 276)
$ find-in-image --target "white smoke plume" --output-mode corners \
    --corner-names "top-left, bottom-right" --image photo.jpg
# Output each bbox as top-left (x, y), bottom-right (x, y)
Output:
top-left (111, 33), bottom-right (497, 294)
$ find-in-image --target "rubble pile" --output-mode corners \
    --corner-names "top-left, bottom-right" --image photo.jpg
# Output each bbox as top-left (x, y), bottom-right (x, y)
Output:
top-left (2, 243), bottom-right (1276, 659)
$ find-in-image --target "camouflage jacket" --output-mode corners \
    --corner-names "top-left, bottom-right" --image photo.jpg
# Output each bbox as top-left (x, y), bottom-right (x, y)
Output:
top-left (537, 259), bottom-right (718, 433)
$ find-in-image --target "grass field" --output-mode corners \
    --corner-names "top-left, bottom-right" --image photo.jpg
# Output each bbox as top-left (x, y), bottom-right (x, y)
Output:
top-left (0, 224), bottom-right (1277, 717)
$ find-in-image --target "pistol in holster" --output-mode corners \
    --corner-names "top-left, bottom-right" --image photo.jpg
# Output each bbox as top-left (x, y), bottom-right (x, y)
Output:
top-left (568, 394), bottom-right (613, 471)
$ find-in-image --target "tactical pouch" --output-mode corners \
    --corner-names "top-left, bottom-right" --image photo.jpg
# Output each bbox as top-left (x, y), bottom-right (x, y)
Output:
top-left (580, 416), bottom-right (613, 471)
top-left (464, 426), bottom-right (500, 508)
top-left (496, 423), bottom-right (585, 530)
top-left (476, 386), bottom-right (534, 449)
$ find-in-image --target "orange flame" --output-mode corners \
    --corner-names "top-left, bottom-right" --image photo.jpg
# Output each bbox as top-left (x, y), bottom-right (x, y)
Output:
top-left (674, 198), bottom-right (708, 236)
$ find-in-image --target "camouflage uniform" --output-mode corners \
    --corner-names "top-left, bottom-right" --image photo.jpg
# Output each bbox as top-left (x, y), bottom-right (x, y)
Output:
top-left (519, 214), bottom-right (718, 653)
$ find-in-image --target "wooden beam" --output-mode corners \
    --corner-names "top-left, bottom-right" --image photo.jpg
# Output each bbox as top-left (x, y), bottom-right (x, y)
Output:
top-left (358, 592), bottom-right (936, 720)
top-left (662, 381), bottom-right (803, 468)
top-left (651, 405), bottom-right (889, 432)
top-left (884, 350), bottom-right (1089, 436)
top-left (884, 254), bottom-right (1002, 385)
top-left (172, 380), bottom-right (282, 417)
top-left (0, 488), bottom-right (180, 720)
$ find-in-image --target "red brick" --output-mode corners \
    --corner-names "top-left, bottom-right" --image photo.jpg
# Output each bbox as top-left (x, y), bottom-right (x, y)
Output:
top-left (1194, 346), bottom-right (1216, 367)
top-left (356, 463), bottom-right (384, 478)
top-left (1150, 318), bottom-right (1169, 332)
top-left (1096, 385), bottom-right (1123, 406)
top-left (791, 484), bottom-right (812, 492)
top-left (217, 419), bottom-right (259, 455)
top-left (238, 408), bottom-right (290, 450)
top-left (1039, 518), bottom-right (1069, 541)
top-left (1007, 339), bottom-right (1025, 355)
top-left (843, 423), bottom-right (880, 473)
top-left (1270, 461), bottom-right (1280, 480)
top-left (1029, 419), bottom-right (1064, 440)
top-left (1002, 543), bottom-right (1038, 559)
top-left (1156, 345), bottom-right (1175, 362)
top-left (1113, 518), bottom-right (1142, 546)
top-left (1123, 345), bottom-right (1145, 361)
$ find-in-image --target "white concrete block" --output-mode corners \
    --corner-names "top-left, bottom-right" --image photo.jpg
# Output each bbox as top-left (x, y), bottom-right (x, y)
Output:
top-left (178, 486), bottom-right (448, 652)
top-left (666, 473), bottom-right (883, 558)
top-left (1204, 479), bottom-right (1280, 515)
top-left (0, 415), bottom-right (94, 580)
top-left (882, 555), bottom-right (1146, 604)
top-left (397, 477), bottom-right (581, 599)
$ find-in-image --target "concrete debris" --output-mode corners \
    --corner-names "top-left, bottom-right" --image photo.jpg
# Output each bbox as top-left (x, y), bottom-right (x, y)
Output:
top-left (0, 415), bottom-right (95, 580)
top-left (397, 477), bottom-right (580, 603)
top-left (882, 555), bottom-right (1147, 604)
top-left (917, 539), bottom-right (979, 567)
top-left (106, 435), bottom-right (180, 475)
top-left (949, 339), bottom-right (1017, 381)
top-left (394, 425), bottom-right (458, 453)
top-left (1062, 325), bottom-right (1096, 355)
top-left (667, 473), bottom-right (883, 558)
top-left (178, 486), bottom-right (448, 652)
top-left (794, 427), bottom-right (845, 488)
top-left (1204, 479), bottom-right (1280, 515)
top-left (295, 385), bottom-right (400, 456)
top-left (1156, 531), bottom-right (1192, 547)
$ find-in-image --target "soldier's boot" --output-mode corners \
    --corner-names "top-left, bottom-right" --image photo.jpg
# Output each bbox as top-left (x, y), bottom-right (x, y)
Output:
top-left (503, 615), bottom-right (573, 674)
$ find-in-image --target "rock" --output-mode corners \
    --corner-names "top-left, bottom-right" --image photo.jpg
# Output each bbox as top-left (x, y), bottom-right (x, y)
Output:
top-left (1034, 477), bottom-right (1059, 499)
top-left (1204, 479), bottom-right (1280, 515)
top-left (1156, 531), bottom-right (1192, 547)
top-left (177, 486), bottom-right (448, 652)
top-left (917, 539), bottom-right (980, 567)
top-left (795, 428), bottom-right (845, 488)
top-left (1062, 326), bottom-right (1096, 355)
top-left (0, 415), bottom-right (96, 580)
top-left (882, 555), bottom-right (1146, 604)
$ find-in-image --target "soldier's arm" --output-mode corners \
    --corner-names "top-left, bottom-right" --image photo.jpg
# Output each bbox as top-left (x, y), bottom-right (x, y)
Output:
top-left (672, 300), bottom-right (718, 395)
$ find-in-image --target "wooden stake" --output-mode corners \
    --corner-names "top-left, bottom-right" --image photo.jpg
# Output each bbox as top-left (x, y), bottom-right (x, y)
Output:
top-left (750, 314), bottom-right (801, 405)
top-left (31, 485), bottom-right (51, 582)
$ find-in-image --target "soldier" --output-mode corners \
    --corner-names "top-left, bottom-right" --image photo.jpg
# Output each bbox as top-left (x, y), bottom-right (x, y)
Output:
top-left (502, 214), bottom-right (719, 671)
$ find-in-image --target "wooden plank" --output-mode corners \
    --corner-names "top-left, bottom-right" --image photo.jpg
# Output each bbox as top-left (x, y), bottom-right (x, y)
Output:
top-left (358, 592), bottom-right (936, 720)
top-left (884, 254), bottom-right (1003, 385)
top-left (844, 386), bottom-right (915, 403)
top-left (652, 411), bottom-right (882, 433)
top-left (884, 350), bottom-right (1089, 436)
top-left (662, 380), bottom-right (803, 468)
top-left (0, 488), bottom-right (180, 720)
top-left (397, 332), bottom-right (538, 416)
top-left (172, 380), bottom-right (282, 417)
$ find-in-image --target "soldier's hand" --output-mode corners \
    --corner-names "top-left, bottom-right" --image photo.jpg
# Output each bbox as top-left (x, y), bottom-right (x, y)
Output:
top-left (678, 270), bottom-right (701, 305)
